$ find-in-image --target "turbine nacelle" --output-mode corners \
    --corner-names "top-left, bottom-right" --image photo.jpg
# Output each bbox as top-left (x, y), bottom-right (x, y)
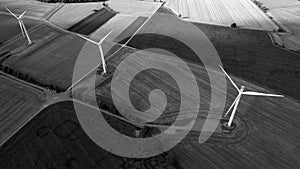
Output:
top-left (77, 30), bottom-right (114, 74)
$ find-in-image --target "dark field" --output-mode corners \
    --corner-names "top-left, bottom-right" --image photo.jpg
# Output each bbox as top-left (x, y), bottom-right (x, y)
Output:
top-left (1, 22), bottom-right (122, 91)
top-left (0, 14), bottom-right (39, 45)
top-left (0, 101), bottom-right (180, 169)
top-left (126, 11), bottom-right (300, 101)
top-left (68, 8), bottom-right (116, 35)
top-left (74, 46), bottom-right (300, 168)
top-left (72, 9), bottom-right (300, 168)
top-left (0, 75), bottom-right (45, 145)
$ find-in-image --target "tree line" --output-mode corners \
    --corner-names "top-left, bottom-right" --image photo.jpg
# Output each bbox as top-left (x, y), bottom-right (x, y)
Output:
top-left (0, 64), bottom-right (64, 93)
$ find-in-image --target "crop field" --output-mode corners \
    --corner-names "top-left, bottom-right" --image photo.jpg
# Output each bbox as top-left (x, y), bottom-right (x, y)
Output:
top-left (270, 7), bottom-right (300, 51)
top-left (109, 0), bottom-right (161, 16)
top-left (0, 0), bottom-right (60, 18)
top-left (2, 29), bottom-right (85, 91)
top-left (67, 40), bottom-right (300, 168)
top-left (123, 10), bottom-right (300, 101)
top-left (0, 23), bottom-right (60, 64)
top-left (0, 101), bottom-right (123, 169)
top-left (91, 14), bottom-right (147, 44)
top-left (0, 101), bottom-right (179, 169)
top-left (165, 0), bottom-right (278, 31)
top-left (258, 0), bottom-right (300, 9)
top-left (49, 2), bottom-right (103, 29)
top-left (173, 77), bottom-right (300, 169)
top-left (0, 75), bottom-right (45, 145)
top-left (0, 14), bottom-right (39, 45)
top-left (1, 22), bottom-right (123, 91)
top-left (68, 8), bottom-right (117, 35)
top-left (73, 11), bottom-right (300, 167)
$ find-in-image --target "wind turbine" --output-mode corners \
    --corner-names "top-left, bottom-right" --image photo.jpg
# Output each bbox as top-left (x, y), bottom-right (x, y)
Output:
top-left (5, 7), bottom-right (32, 45)
top-left (77, 31), bottom-right (113, 74)
top-left (219, 65), bottom-right (284, 127)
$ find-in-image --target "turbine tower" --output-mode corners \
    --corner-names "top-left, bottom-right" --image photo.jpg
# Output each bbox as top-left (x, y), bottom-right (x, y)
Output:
top-left (77, 31), bottom-right (113, 74)
top-left (219, 65), bottom-right (284, 127)
top-left (5, 7), bottom-right (32, 45)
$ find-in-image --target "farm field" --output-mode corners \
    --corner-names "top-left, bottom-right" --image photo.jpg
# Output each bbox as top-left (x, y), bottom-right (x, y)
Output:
top-left (91, 14), bottom-right (147, 44)
top-left (0, 0), bottom-right (60, 18)
top-left (0, 14), bottom-right (39, 45)
top-left (270, 6), bottom-right (300, 51)
top-left (172, 77), bottom-right (300, 169)
top-left (124, 10), bottom-right (300, 101)
top-left (67, 8), bottom-right (117, 35)
top-left (1, 22), bottom-right (122, 91)
top-left (165, 0), bottom-right (278, 31)
top-left (258, 0), bottom-right (300, 9)
top-left (0, 101), bottom-right (179, 169)
top-left (0, 75), bottom-right (45, 145)
top-left (49, 2), bottom-right (103, 29)
top-left (108, 0), bottom-right (162, 16)
top-left (0, 101), bottom-right (123, 169)
top-left (66, 40), bottom-right (300, 168)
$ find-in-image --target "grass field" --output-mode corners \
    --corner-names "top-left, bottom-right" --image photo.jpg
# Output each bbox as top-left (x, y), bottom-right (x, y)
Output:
top-left (0, 0), bottom-right (60, 18)
top-left (165, 0), bottom-right (278, 31)
top-left (0, 75), bottom-right (45, 145)
top-left (0, 14), bottom-right (39, 45)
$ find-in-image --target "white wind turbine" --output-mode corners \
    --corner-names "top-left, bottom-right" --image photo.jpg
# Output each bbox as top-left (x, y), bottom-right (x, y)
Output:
top-left (220, 65), bottom-right (284, 127)
top-left (77, 30), bottom-right (113, 74)
top-left (5, 7), bottom-right (32, 45)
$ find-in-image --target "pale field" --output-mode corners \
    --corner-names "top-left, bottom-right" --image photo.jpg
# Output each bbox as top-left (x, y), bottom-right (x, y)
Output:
top-left (0, 0), bottom-right (60, 18)
top-left (108, 0), bottom-right (162, 15)
top-left (49, 0), bottom-right (161, 29)
top-left (49, 2), bottom-right (103, 29)
top-left (270, 6), bottom-right (300, 51)
top-left (258, 0), bottom-right (300, 9)
top-left (165, 0), bottom-right (278, 31)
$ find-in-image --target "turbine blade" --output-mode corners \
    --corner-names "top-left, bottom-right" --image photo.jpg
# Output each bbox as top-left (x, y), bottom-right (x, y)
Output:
top-left (77, 33), bottom-right (97, 44)
top-left (18, 21), bottom-right (25, 37)
top-left (5, 7), bottom-right (18, 19)
top-left (219, 65), bottom-right (239, 91)
top-left (242, 91), bottom-right (284, 97)
top-left (18, 11), bottom-right (27, 19)
top-left (98, 30), bottom-right (113, 45)
top-left (224, 95), bottom-right (240, 117)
